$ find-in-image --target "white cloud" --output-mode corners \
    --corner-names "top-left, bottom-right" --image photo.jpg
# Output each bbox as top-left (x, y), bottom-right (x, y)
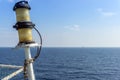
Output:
top-left (97, 8), bottom-right (103, 12)
top-left (102, 12), bottom-right (116, 16)
top-left (64, 25), bottom-right (80, 31)
top-left (97, 8), bottom-right (116, 17)
top-left (8, 0), bottom-right (14, 2)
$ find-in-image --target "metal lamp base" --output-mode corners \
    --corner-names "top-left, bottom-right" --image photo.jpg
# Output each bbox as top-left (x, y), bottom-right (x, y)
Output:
top-left (15, 42), bottom-right (40, 48)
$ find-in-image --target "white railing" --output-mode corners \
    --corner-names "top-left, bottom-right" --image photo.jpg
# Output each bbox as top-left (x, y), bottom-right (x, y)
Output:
top-left (0, 64), bottom-right (23, 80)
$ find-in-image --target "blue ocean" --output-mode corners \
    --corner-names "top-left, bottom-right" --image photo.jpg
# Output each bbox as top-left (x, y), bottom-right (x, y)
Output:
top-left (1, 48), bottom-right (120, 80)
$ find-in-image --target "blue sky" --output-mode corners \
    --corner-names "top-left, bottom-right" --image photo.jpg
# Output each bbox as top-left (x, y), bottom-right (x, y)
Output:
top-left (1, 0), bottom-right (120, 47)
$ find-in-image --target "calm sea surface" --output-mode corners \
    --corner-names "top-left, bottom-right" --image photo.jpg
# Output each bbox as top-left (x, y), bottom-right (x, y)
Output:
top-left (1, 48), bottom-right (120, 80)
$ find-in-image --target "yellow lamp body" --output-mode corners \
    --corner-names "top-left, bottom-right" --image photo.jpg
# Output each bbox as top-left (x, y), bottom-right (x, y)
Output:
top-left (13, 1), bottom-right (35, 44)
top-left (18, 28), bottom-right (33, 43)
top-left (15, 8), bottom-right (30, 21)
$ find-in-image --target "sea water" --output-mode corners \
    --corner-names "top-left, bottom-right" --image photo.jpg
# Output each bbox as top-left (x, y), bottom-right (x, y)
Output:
top-left (0, 47), bottom-right (120, 80)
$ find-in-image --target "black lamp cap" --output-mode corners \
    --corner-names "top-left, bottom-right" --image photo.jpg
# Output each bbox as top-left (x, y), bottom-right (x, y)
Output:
top-left (13, 1), bottom-right (31, 11)
top-left (13, 22), bottom-right (35, 30)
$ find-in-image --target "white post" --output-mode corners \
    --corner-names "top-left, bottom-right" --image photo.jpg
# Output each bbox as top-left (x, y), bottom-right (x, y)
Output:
top-left (24, 47), bottom-right (35, 80)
